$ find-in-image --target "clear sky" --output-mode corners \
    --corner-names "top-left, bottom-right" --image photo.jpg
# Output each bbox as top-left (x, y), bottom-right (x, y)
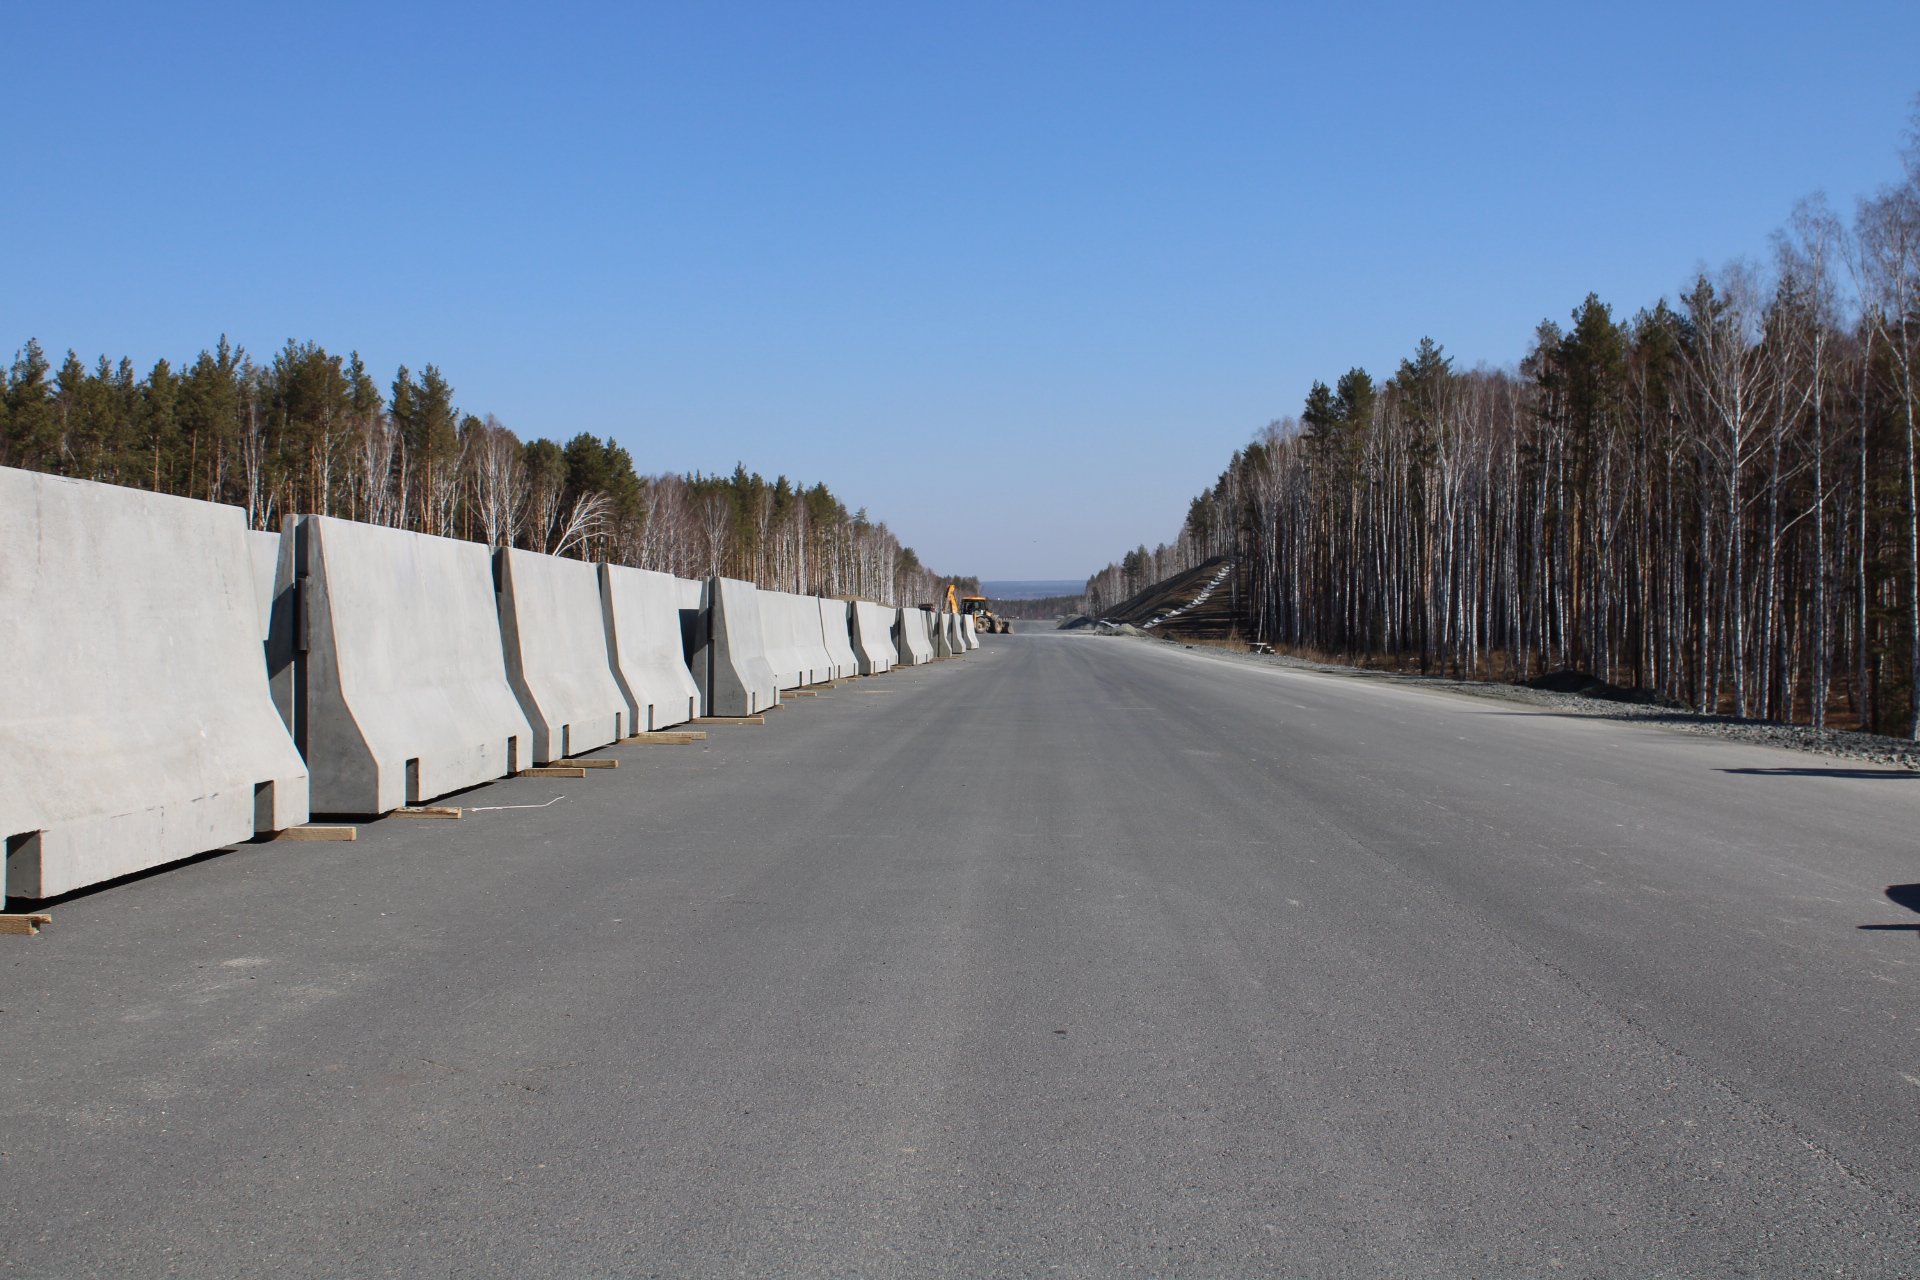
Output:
top-left (4, 2), bottom-right (1917, 580)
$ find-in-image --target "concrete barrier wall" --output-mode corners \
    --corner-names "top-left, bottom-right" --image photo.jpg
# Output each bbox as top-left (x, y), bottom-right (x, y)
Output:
top-left (600, 563), bottom-right (700, 732)
top-left (792, 595), bottom-right (836, 684)
top-left (850, 600), bottom-right (897, 674)
top-left (249, 527), bottom-right (299, 693)
top-left (759, 591), bottom-right (805, 689)
top-left (693, 576), bottom-right (778, 715)
top-left (289, 516), bottom-right (533, 814)
top-left (889, 609), bottom-right (909, 664)
top-left (894, 607), bottom-right (933, 665)
top-left (818, 598), bottom-right (860, 680)
top-left (264, 521), bottom-right (298, 729)
top-left (674, 576), bottom-right (706, 713)
top-left (762, 592), bottom-right (798, 687)
top-left (497, 548), bottom-right (628, 762)
top-left (2, 469), bottom-right (309, 901)
top-left (932, 611), bottom-right (955, 658)
top-left (848, 602), bottom-right (890, 675)
top-left (960, 614), bottom-right (979, 649)
top-left (767, 591), bottom-right (827, 686)
top-left (247, 529), bottom-right (281, 641)
top-left (915, 608), bottom-right (939, 663)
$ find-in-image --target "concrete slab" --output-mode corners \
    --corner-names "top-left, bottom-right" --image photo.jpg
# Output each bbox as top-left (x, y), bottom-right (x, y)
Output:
top-left (600, 564), bottom-right (701, 732)
top-left (1, 468), bottom-right (309, 901)
top-left (847, 600), bottom-right (896, 675)
top-left (286, 516), bottom-right (533, 814)
top-left (693, 576), bottom-right (779, 716)
top-left (497, 548), bottom-right (628, 762)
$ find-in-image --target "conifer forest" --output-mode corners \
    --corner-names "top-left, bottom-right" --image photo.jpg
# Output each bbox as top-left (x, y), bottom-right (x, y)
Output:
top-left (1088, 110), bottom-right (1920, 736)
top-left (0, 342), bottom-right (971, 607)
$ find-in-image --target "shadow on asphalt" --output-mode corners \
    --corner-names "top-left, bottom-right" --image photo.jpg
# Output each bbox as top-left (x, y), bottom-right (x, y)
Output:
top-left (4, 844), bottom-right (241, 912)
top-left (1858, 884), bottom-right (1920, 931)
top-left (1720, 767), bottom-right (1920, 779)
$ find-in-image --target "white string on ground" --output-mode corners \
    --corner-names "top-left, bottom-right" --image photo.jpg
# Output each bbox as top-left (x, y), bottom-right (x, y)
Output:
top-left (466, 797), bottom-right (569, 811)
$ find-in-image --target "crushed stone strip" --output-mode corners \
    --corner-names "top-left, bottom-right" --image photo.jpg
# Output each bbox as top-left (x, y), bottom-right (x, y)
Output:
top-left (1119, 632), bottom-right (1920, 770)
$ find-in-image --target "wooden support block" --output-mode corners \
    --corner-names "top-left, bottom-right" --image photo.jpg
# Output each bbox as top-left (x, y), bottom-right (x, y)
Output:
top-left (0, 914), bottom-right (53, 936)
top-left (785, 690), bottom-right (820, 697)
top-left (276, 825), bottom-right (357, 841)
top-left (567, 759), bottom-right (618, 769)
top-left (394, 806), bottom-right (462, 819)
top-left (519, 767), bottom-right (587, 778)
top-left (625, 732), bottom-right (704, 744)
top-left (695, 716), bottom-right (765, 725)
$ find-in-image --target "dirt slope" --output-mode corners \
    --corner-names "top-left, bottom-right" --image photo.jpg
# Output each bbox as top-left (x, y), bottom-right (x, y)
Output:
top-left (1099, 556), bottom-right (1242, 642)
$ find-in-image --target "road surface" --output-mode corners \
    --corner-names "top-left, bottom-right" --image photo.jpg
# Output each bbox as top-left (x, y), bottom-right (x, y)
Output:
top-left (7, 631), bottom-right (1920, 1276)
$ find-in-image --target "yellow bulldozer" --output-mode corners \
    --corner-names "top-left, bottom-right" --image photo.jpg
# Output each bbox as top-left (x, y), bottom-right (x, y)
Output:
top-left (949, 585), bottom-right (1012, 634)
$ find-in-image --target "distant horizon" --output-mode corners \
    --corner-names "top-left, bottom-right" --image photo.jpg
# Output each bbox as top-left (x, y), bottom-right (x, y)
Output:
top-left (980, 580), bottom-right (1087, 601)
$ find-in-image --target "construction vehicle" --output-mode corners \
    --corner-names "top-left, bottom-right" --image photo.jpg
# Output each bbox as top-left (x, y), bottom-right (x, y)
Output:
top-left (949, 584), bottom-right (1012, 634)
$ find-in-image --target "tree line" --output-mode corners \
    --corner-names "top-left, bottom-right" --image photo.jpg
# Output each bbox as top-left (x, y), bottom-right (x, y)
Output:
top-left (1088, 102), bottom-right (1920, 736)
top-left (0, 338), bottom-right (971, 606)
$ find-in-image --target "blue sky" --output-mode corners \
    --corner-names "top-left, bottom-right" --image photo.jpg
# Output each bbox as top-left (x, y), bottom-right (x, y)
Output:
top-left (5, 2), bottom-right (1917, 579)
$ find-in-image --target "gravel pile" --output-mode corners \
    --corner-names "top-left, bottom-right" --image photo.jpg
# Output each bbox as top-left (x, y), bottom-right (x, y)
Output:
top-left (1143, 636), bottom-right (1920, 769)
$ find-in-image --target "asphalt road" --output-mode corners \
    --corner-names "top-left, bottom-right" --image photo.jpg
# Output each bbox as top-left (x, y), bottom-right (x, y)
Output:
top-left (7, 630), bottom-right (1920, 1277)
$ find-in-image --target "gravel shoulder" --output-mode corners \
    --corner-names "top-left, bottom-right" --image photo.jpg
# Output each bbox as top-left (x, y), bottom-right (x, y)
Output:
top-left (1075, 628), bottom-right (1920, 769)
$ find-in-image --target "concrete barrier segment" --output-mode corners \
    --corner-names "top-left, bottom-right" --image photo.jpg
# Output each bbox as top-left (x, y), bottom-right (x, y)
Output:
top-left (694, 576), bottom-right (779, 716)
top-left (814, 598), bottom-right (856, 681)
top-left (246, 529), bottom-right (280, 642)
top-left (811, 600), bottom-right (836, 678)
top-left (497, 548), bottom-right (628, 763)
top-left (757, 591), bottom-right (805, 689)
top-left (893, 607), bottom-right (934, 665)
top-left (961, 614), bottom-right (980, 649)
top-left (889, 609), bottom-right (910, 665)
top-left (599, 563), bottom-right (701, 732)
top-left (673, 576), bottom-right (706, 713)
top-left (1, 468), bottom-right (309, 901)
top-left (774, 592), bottom-right (823, 686)
top-left (789, 594), bottom-right (837, 684)
top-left (286, 515), bottom-right (533, 814)
top-left (891, 608), bottom-right (905, 666)
top-left (264, 518), bottom-right (299, 732)
top-left (848, 600), bottom-right (897, 674)
top-left (932, 611), bottom-right (956, 658)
